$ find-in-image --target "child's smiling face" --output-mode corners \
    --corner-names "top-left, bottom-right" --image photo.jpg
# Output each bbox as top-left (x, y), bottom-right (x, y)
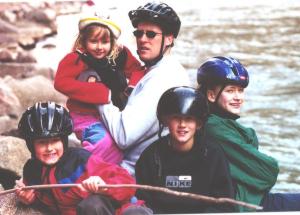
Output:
top-left (208, 84), bottom-right (245, 115)
top-left (34, 137), bottom-right (64, 165)
top-left (86, 27), bottom-right (111, 59)
top-left (165, 114), bottom-right (200, 152)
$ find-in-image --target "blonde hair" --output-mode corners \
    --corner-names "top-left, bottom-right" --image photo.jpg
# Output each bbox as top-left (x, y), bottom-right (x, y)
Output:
top-left (72, 24), bottom-right (120, 63)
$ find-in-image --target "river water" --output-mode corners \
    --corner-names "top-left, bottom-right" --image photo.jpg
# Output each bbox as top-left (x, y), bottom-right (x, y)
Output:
top-left (35, 0), bottom-right (300, 192)
top-left (174, 0), bottom-right (300, 192)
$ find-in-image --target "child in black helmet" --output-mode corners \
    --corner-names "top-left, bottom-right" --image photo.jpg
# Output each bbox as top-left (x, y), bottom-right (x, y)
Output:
top-left (135, 86), bottom-right (235, 213)
top-left (198, 56), bottom-right (300, 212)
top-left (15, 101), bottom-right (137, 215)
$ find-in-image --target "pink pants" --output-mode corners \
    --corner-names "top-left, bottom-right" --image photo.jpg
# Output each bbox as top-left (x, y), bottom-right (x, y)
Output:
top-left (70, 111), bottom-right (123, 164)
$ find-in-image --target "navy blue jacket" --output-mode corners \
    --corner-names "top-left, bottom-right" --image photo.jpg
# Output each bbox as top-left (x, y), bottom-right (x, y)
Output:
top-left (135, 132), bottom-right (236, 214)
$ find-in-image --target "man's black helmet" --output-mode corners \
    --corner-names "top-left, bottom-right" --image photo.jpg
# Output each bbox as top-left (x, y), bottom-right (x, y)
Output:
top-left (157, 86), bottom-right (208, 124)
top-left (18, 102), bottom-right (73, 154)
top-left (128, 2), bottom-right (181, 38)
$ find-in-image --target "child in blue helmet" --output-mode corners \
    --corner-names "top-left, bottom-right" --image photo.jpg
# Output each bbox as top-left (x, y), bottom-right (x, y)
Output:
top-left (197, 56), bottom-right (300, 212)
top-left (135, 86), bottom-right (236, 213)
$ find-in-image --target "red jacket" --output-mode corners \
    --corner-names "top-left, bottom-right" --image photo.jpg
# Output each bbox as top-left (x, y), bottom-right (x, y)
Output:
top-left (54, 46), bottom-right (144, 113)
top-left (23, 148), bottom-right (136, 215)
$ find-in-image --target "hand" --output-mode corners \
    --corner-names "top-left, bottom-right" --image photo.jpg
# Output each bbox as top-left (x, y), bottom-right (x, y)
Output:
top-left (80, 176), bottom-right (108, 194)
top-left (114, 87), bottom-right (134, 110)
top-left (76, 50), bottom-right (128, 95)
top-left (76, 50), bottom-right (116, 86)
top-left (111, 90), bottom-right (131, 111)
top-left (15, 179), bottom-right (36, 205)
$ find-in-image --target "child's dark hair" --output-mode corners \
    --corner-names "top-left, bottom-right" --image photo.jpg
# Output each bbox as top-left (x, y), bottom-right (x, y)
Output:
top-left (156, 86), bottom-right (208, 138)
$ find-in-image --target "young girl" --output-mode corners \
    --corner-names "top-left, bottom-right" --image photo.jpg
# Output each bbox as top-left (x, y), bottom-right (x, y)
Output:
top-left (16, 102), bottom-right (136, 215)
top-left (54, 15), bottom-right (144, 164)
top-left (135, 87), bottom-right (235, 213)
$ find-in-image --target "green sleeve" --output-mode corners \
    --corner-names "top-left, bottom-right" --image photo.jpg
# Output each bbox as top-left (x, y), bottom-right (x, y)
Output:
top-left (205, 115), bottom-right (279, 191)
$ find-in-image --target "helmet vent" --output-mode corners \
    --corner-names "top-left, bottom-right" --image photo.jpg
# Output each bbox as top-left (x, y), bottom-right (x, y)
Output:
top-left (47, 102), bottom-right (55, 132)
top-left (27, 115), bottom-right (34, 133)
top-left (18, 102), bottom-right (73, 142)
top-left (231, 66), bottom-right (238, 76)
top-left (197, 56), bottom-right (249, 88)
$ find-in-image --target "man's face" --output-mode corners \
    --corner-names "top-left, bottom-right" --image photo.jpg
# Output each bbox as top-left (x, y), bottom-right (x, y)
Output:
top-left (134, 22), bottom-right (172, 62)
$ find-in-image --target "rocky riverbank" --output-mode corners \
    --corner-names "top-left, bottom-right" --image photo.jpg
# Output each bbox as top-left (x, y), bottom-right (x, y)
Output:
top-left (0, 2), bottom-right (85, 214)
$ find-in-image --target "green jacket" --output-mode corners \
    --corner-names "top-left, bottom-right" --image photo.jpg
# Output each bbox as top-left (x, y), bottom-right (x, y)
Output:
top-left (204, 114), bottom-right (279, 212)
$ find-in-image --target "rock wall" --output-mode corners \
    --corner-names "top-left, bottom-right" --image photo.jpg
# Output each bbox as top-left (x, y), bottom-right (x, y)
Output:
top-left (0, 2), bottom-right (83, 214)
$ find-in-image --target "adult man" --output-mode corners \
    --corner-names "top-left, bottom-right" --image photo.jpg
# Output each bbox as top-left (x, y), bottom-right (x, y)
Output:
top-left (97, 2), bottom-right (191, 175)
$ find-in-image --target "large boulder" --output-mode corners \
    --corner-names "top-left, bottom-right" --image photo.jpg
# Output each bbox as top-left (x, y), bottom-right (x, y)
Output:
top-left (4, 75), bottom-right (67, 112)
top-left (0, 80), bottom-right (21, 116)
top-left (0, 115), bottom-right (17, 136)
top-left (0, 63), bottom-right (54, 79)
top-left (0, 75), bottom-right (66, 135)
top-left (0, 80), bottom-right (21, 134)
top-left (0, 136), bottom-right (30, 176)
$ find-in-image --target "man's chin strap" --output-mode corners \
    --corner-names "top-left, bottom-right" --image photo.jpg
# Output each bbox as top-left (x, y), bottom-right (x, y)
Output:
top-left (144, 53), bottom-right (163, 67)
top-left (140, 33), bottom-right (173, 67)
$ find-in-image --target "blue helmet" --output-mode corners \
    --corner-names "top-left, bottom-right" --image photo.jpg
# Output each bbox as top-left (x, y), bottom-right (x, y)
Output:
top-left (197, 56), bottom-right (249, 90)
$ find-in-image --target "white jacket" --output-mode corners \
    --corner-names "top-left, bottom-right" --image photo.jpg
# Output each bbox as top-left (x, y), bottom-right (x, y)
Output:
top-left (98, 55), bottom-right (191, 175)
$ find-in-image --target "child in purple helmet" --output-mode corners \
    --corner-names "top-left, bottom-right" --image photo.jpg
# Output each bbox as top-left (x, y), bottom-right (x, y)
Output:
top-left (197, 56), bottom-right (300, 212)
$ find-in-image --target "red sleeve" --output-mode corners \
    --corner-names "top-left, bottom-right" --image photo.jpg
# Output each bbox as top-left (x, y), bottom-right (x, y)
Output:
top-left (122, 46), bottom-right (142, 78)
top-left (128, 70), bottom-right (145, 87)
top-left (87, 155), bottom-right (136, 202)
top-left (122, 46), bottom-right (145, 87)
top-left (54, 52), bottom-right (110, 104)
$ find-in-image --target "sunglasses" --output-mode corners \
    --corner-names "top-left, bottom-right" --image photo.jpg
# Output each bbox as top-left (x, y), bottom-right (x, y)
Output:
top-left (133, 30), bottom-right (163, 39)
